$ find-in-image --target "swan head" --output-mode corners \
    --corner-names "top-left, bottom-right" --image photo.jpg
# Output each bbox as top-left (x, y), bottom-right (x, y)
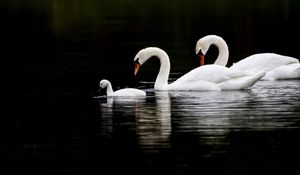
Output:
top-left (134, 58), bottom-right (141, 76)
top-left (99, 79), bottom-right (110, 89)
top-left (195, 35), bottom-right (224, 66)
top-left (195, 40), bottom-right (209, 56)
top-left (98, 79), bottom-right (111, 95)
top-left (195, 39), bottom-right (210, 66)
top-left (134, 47), bottom-right (164, 75)
top-left (133, 48), bottom-right (147, 76)
top-left (196, 35), bottom-right (221, 55)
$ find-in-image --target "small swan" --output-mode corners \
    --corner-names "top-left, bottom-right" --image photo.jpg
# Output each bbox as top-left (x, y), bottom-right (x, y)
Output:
top-left (99, 79), bottom-right (146, 97)
top-left (195, 35), bottom-right (300, 80)
top-left (134, 47), bottom-right (264, 91)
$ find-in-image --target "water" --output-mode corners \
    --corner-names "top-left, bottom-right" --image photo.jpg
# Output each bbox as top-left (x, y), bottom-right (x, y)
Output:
top-left (95, 80), bottom-right (300, 175)
top-left (4, 0), bottom-right (300, 174)
top-left (98, 81), bottom-right (300, 134)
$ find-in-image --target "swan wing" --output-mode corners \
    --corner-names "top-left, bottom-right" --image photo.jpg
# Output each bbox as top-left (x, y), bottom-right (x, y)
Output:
top-left (262, 63), bottom-right (300, 80)
top-left (173, 64), bottom-right (248, 84)
top-left (218, 72), bottom-right (265, 90)
top-left (169, 64), bottom-right (263, 90)
top-left (168, 79), bottom-right (220, 91)
top-left (230, 53), bottom-right (299, 74)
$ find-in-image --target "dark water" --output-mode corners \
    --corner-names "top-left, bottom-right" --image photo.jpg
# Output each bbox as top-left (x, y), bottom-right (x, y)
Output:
top-left (3, 0), bottom-right (300, 174)
top-left (96, 80), bottom-right (300, 175)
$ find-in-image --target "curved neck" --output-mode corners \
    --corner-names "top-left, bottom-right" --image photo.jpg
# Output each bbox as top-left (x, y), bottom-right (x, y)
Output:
top-left (145, 48), bottom-right (171, 90)
top-left (210, 36), bottom-right (229, 66)
top-left (105, 82), bottom-right (114, 96)
top-left (197, 35), bottom-right (229, 66)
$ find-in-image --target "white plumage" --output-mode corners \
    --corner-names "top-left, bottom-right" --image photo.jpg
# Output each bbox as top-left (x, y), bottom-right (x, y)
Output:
top-left (195, 35), bottom-right (300, 80)
top-left (99, 79), bottom-right (146, 97)
top-left (134, 47), bottom-right (264, 91)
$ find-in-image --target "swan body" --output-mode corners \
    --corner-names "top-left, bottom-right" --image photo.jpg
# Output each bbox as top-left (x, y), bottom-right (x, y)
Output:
top-left (230, 53), bottom-right (300, 80)
top-left (134, 47), bottom-right (264, 91)
top-left (99, 79), bottom-right (146, 97)
top-left (195, 35), bottom-right (300, 80)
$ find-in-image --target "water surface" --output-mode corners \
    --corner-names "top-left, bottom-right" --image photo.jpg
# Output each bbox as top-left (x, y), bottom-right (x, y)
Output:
top-left (5, 0), bottom-right (300, 174)
top-left (95, 80), bottom-right (300, 174)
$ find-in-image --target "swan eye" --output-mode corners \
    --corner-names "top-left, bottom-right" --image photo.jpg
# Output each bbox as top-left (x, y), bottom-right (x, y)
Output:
top-left (100, 82), bottom-right (105, 88)
top-left (197, 49), bottom-right (204, 56)
top-left (135, 58), bottom-right (141, 64)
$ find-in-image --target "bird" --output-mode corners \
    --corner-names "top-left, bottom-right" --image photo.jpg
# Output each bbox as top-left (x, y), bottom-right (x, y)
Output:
top-left (134, 47), bottom-right (264, 91)
top-left (195, 35), bottom-right (300, 80)
top-left (99, 79), bottom-right (146, 97)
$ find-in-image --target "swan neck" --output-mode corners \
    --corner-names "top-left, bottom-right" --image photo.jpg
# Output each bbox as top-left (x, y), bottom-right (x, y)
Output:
top-left (153, 50), bottom-right (170, 90)
top-left (212, 37), bottom-right (229, 66)
top-left (106, 82), bottom-right (114, 96)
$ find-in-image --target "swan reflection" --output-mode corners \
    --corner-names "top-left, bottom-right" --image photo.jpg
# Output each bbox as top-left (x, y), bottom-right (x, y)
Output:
top-left (168, 81), bottom-right (299, 132)
top-left (97, 80), bottom-right (300, 151)
top-left (136, 91), bottom-right (171, 151)
top-left (98, 93), bottom-right (172, 151)
top-left (98, 96), bottom-right (146, 137)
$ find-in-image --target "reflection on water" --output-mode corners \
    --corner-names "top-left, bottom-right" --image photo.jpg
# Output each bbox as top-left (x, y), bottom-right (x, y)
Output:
top-left (96, 80), bottom-right (300, 174)
top-left (137, 92), bottom-right (171, 151)
top-left (98, 80), bottom-right (300, 153)
top-left (170, 81), bottom-right (300, 132)
top-left (98, 92), bottom-right (172, 152)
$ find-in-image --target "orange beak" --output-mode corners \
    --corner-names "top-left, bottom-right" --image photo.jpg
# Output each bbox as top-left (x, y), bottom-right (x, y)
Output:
top-left (134, 63), bottom-right (140, 76)
top-left (199, 54), bottom-right (205, 66)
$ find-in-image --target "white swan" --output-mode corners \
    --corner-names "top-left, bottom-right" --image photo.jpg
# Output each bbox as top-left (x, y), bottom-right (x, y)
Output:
top-left (134, 47), bottom-right (265, 91)
top-left (195, 35), bottom-right (300, 80)
top-left (99, 79), bottom-right (146, 97)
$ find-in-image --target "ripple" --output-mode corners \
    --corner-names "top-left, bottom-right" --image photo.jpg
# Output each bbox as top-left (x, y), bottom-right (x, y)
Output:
top-left (96, 80), bottom-right (300, 150)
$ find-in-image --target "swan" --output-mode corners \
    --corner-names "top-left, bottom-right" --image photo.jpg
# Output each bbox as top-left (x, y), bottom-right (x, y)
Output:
top-left (99, 79), bottom-right (146, 97)
top-left (134, 47), bottom-right (265, 91)
top-left (195, 35), bottom-right (300, 80)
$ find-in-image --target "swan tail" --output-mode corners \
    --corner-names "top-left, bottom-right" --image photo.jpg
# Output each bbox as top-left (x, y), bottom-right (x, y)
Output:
top-left (263, 63), bottom-right (300, 80)
top-left (218, 72), bottom-right (265, 90)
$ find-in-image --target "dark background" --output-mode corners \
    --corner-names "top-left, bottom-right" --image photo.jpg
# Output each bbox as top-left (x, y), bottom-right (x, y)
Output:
top-left (2, 0), bottom-right (300, 174)
top-left (2, 0), bottom-right (300, 94)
